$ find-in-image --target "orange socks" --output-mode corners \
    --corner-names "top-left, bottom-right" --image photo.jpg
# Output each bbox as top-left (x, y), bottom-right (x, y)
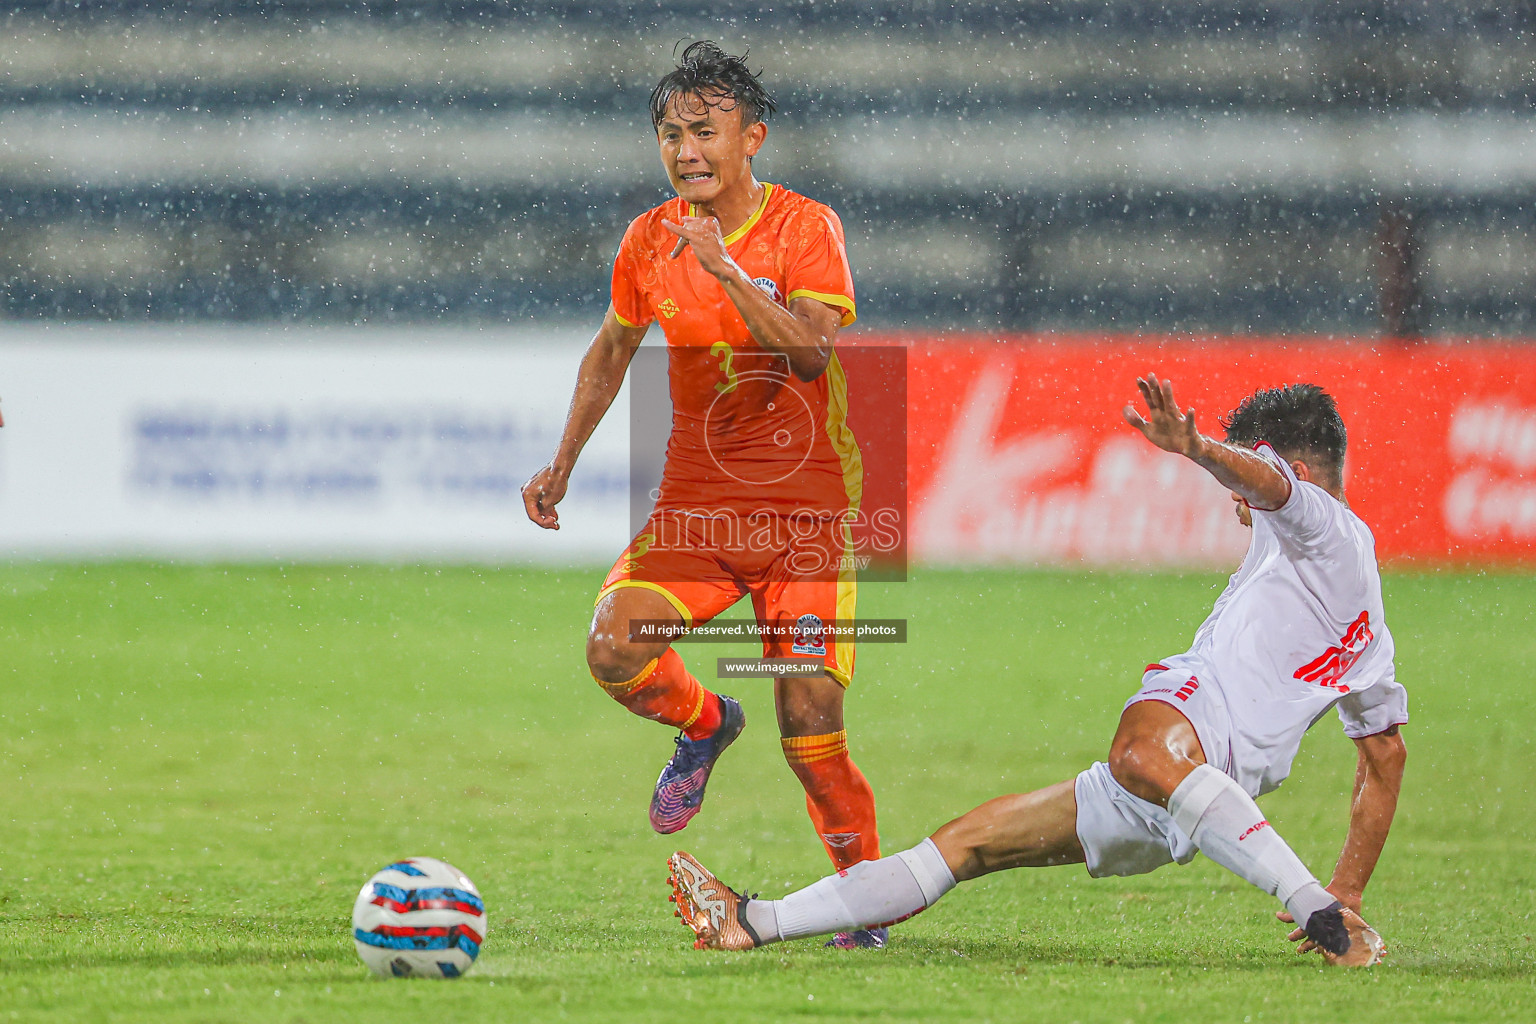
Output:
top-left (595, 648), bottom-right (722, 739)
top-left (782, 730), bottom-right (880, 869)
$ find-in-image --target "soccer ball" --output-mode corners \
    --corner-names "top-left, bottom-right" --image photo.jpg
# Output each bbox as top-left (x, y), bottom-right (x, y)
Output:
top-left (351, 857), bottom-right (486, 978)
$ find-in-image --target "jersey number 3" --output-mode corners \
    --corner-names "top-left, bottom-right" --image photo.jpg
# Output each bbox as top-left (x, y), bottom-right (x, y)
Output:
top-left (710, 341), bottom-right (739, 394)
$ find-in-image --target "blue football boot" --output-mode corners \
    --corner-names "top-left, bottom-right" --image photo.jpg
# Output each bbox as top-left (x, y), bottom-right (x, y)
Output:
top-left (649, 695), bottom-right (746, 834)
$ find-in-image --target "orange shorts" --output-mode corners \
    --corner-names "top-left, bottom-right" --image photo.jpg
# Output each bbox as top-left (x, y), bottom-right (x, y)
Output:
top-left (597, 511), bottom-right (857, 687)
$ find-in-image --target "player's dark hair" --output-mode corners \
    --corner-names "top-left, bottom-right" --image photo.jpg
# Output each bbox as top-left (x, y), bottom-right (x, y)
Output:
top-left (649, 41), bottom-right (777, 130)
top-left (1222, 383), bottom-right (1347, 487)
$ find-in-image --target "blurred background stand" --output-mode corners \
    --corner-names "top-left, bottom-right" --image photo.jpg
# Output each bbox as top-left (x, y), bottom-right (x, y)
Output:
top-left (0, 0), bottom-right (1531, 337)
top-left (1376, 198), bottom-right (1425, 341)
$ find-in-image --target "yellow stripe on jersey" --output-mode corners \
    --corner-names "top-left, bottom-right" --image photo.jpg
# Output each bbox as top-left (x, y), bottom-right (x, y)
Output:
top-left (614, 310), bottom-right (644, 329)
top-left (823, 349), bottom-right (864, 517)
top-left (788, 288), bottom-right (857, 327)
top-left (824, 348), bottom-right (862, 687)
top-left (721, 184), bottom-right (774, 246)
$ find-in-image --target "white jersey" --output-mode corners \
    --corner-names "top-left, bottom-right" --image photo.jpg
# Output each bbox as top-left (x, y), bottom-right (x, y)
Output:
top-left (1154, 444), bottom-right (1408, 798)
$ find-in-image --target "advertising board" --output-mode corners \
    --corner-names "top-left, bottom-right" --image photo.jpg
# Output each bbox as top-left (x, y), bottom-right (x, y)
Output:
top-left (904, 336), bottom-right (1536, 566)
top-left (0, 327), bottom-right (628, 560)
top-left (3, 329), bottom-right (1531, 567)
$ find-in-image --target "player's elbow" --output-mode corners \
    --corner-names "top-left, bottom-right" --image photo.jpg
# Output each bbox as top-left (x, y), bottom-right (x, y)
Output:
top-left (791, 347), bottom-right (829, 382)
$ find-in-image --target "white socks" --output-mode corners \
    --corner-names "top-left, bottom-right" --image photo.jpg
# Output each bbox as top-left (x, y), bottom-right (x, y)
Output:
top-left (742, 838), bottom-right (958, 944)
top-left (1167, 764), bottom-right (1336, 928)
top-left (737, 768), bottom-right (1336, 947)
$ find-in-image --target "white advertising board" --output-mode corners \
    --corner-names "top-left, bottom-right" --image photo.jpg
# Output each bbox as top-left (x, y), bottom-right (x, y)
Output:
top-left (0, 326), bottom-right (631, 561)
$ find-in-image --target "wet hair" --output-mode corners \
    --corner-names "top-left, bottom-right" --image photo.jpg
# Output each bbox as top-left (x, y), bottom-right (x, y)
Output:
top-left (649, 41), bottom-right (777, 130)
top-left (1221, 383), bottom-right (1347, 487)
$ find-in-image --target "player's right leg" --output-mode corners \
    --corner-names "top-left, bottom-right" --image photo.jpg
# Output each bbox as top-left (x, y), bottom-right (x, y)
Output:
top-left (587, 585), bottom-right (745, 834)
top-left (668, 779), bottom-right (1083, 949)
top-left (929, 779), bottom-right (1086, 879)
top-left (586, 584), bottom-right (707, 730)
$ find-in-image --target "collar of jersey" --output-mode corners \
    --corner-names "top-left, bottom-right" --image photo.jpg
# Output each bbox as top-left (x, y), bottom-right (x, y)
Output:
top-left (688, 183), bottom-right (774, 247)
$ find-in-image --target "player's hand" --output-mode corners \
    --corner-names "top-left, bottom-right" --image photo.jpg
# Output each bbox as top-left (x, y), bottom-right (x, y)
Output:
top-left (1276, 886), bottom-right (1363, 955)
top-left (521, 463), bottom-right (568, 530)
top-left (1122, 374), bottom-right (1204, 459)
top-left (662, 215), bottom-right (733, 278)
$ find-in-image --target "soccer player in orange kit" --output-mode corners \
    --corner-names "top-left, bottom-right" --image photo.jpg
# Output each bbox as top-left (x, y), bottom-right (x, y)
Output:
top-left (520, 42), bottom-right (887, 947)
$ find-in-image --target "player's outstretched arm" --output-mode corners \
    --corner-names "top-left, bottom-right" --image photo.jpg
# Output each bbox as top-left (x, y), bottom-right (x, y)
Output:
top-left (662, 215), bottom-right (838, 381)
top-left (520, 307), bottom-right (647, 530)
top-left (1122, 373), bottom-right (1291, 510)
top-left (1277, 727), bottom-right (1406, 951)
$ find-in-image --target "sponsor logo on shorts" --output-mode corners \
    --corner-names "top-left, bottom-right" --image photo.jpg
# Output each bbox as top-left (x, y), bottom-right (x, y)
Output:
top-left (1294, 610), bottom-right (1372, 693)
top-left (1174, 675), bottom-right (1200, 702)
top-left (791, 612), bottom-right (827, 656)
top-left (1237, 820), bottom-right (1270, 842)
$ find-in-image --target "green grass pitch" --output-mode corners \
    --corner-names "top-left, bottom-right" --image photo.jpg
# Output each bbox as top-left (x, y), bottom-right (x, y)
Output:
top-left (1, 564), bottom-right (1533, 1022)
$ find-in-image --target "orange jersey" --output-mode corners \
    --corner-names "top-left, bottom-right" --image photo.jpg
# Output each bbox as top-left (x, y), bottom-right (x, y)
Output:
top-left (611, 184), bottom-right (862, 520)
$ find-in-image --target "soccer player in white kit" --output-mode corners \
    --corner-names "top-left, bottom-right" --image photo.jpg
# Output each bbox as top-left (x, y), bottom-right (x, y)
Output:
top-left (667, 375), bottom-right (1408, 967)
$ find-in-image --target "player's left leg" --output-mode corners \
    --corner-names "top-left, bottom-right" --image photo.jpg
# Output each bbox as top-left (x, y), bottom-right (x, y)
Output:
top-left (754, 522), bottom-right (886, 943)
top-left (775, 673), bottom-right (878, 870)
top-left (774, 672), bottom-right (888, 947)
top-left (753, 563), bottom-right (877, 873)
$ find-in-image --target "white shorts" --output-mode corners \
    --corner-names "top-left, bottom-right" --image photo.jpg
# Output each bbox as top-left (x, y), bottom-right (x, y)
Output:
top-left (1124, 663), bottom-right (1237, 780)
top-left (1072, 664), bottom-right (1229, 878)
top-left (1074, 761), bottom-right (1198, 877)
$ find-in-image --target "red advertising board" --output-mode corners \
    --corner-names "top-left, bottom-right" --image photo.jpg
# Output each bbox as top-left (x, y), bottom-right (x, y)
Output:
top-left (882, 335), bottom-right (1536, 567)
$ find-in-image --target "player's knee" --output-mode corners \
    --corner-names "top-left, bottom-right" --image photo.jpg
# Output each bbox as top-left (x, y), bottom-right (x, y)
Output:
top-left (584, 629), bottom-right (651, 685)
top-left (929, 820), bottom-right (988, 882)
top-left (1107, 736), bottom-right (1176, 806)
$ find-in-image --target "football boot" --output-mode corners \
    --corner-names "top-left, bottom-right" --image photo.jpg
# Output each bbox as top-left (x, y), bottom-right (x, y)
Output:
top-left (649, 695), bottom-right (745, 834)
top-left (1303, 903), bottom-right (1386, 967)
top-left (826, 927), bottom-right (889, 949)
top-left (667, 850), bottom-right (761, 951)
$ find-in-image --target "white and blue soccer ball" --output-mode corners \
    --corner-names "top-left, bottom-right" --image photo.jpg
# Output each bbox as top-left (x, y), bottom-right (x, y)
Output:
top-left (351, 857), bottom-right (486, 978)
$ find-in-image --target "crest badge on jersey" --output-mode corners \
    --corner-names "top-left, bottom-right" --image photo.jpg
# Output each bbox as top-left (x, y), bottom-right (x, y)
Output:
top-left (751, 277), bottom-right (784, 305)
top-left (791, 612), bottom-right (826, 656)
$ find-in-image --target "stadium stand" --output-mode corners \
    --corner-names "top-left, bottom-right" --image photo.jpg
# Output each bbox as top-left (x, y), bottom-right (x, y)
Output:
top-left (0, 1), bottom-right (1531, 333)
